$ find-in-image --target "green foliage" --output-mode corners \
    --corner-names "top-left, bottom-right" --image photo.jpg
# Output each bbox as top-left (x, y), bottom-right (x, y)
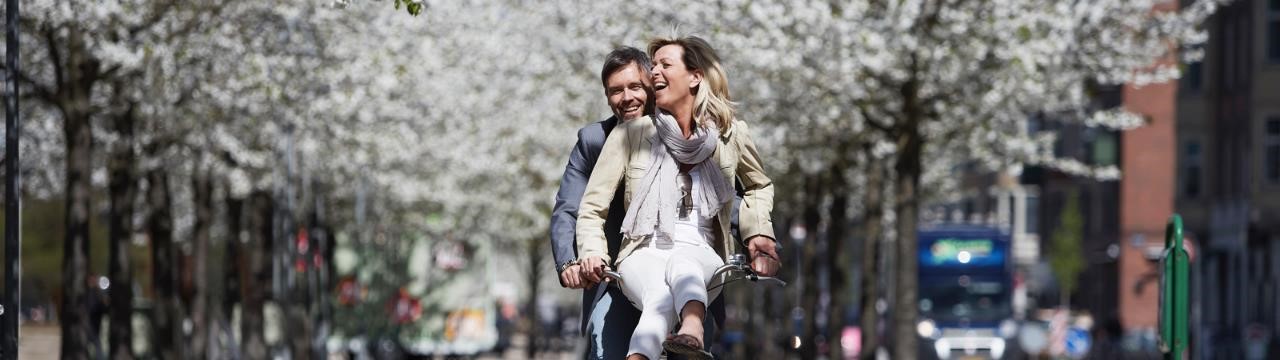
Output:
top-left (393, 0), bottom-right (425, 16)
top-left (1049, 191), bottom-right (1086, 306)
top-left (0, 198), bottom-right (118, 305)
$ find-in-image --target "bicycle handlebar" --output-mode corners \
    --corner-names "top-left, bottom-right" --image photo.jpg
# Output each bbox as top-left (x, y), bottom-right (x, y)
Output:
top-left (707, 262), bottom-right (788, 292)
top-left (602, 254), bottom-right (787, 292)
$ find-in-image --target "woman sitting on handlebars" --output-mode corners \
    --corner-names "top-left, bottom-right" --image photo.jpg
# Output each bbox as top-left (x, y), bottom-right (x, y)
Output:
top-left (576, 34), bottom-right (779, 360)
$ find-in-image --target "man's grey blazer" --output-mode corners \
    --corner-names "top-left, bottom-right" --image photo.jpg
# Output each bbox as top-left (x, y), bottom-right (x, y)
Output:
top-left (550, 116), bottom-right (626, 334)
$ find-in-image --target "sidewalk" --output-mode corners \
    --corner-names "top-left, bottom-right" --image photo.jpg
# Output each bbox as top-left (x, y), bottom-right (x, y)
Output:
top-left (16, 324), bottom-right (60, 359)
top-left (476, 333), bottom-right (580, 360)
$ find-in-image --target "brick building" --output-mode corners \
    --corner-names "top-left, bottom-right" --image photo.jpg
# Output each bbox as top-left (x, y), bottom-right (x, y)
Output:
top-left (1175, 0), bottom-right (1280, 358)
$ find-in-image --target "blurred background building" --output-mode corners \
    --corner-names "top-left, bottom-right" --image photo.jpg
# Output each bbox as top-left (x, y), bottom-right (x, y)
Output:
top-left (924, 2), bottom-right (1280, 359)
top-left (1177, 0), bottom-right (1280, 358)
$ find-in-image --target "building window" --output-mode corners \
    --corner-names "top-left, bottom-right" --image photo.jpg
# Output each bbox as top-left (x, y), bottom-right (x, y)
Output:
top-left (1091, 131), bottom-right (1118, 166)
top-left (1267, 118), bottom-right (1280, 183)
top-left (1270, 0), bottom-right (1280, 62)
top-left (1221, 9), bottom-right (1254, 90)
top-left (1102, 185), bottom-right (1119, 232)
top-left (1184, 141), bottom-right (1202, 197)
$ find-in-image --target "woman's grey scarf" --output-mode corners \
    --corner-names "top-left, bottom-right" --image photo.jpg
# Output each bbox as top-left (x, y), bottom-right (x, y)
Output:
top-left (621, 112), bottom-right (734, 240)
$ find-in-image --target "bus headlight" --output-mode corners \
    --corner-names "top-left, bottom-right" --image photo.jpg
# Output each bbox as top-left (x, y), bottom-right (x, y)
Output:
top-left (917, 319), bottom-right (939, 339)
top-left (991, 338), bottom-right (1006, 358)
top-left (998, 319), bottom-right (1018, 338)
top-left (934, 338), bottom-right (951, 359)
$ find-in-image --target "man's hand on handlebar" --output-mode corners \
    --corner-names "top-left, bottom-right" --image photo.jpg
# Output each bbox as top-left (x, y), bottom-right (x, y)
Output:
top-left (746, 236), bottom-right (781, 277)
top-left (579, 256), bottom-right (608, 284)
top-left (559, 264), bottom-right (598, 289)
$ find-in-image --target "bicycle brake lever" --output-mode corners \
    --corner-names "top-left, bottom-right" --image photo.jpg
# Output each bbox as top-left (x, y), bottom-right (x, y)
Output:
top-left (755, 276), bottom-right (787, 287)
top-left (603, 270), bottom-right (625, 288)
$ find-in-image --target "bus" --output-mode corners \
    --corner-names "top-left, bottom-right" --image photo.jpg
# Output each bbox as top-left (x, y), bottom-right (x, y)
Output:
top-left (915, 225), bottom-right (1019, 359)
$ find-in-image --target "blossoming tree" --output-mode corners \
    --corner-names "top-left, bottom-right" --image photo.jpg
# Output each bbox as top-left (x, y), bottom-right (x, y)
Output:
top-left (5, 0), bottom-right (1228, 358)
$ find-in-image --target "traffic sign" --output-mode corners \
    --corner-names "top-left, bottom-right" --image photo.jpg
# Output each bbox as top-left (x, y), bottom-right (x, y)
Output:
top-left (1065, 327), bottom-right (1091, 359)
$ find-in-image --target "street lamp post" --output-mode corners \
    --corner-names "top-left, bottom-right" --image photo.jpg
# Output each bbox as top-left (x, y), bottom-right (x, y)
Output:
top-left (3, 0), bottom-right (21, 357)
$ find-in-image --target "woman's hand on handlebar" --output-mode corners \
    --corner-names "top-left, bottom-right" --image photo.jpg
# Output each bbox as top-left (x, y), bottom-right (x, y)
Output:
top-left (579, 256), bottom-right (608, 284)
top-left (747, 236), bottom-right (781, 277)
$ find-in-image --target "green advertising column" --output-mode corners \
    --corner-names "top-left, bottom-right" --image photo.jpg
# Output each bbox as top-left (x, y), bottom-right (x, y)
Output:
top-left (1160, 214), bottom-right (1189, 360)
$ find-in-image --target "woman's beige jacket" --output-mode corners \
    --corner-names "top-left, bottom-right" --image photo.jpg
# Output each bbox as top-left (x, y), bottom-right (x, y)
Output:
top-left (576, 116), bottom-right (775, 266)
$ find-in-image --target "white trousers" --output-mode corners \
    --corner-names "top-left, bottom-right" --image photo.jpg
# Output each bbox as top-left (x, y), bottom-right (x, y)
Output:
top-left (616, 238), bottom-right (725, 360)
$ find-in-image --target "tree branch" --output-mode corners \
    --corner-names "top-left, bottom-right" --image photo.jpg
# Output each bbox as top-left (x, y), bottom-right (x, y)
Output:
top-left (0, 65), bottom-right (57, 103)
top-left (41, 24), bottom-right (64, 95)
top-left (161, 1), bottom-right (230, 43)
top-left (860, 106), bottom-right (895, 136)
top-left (127, 1), bottom-right (179, 37)
top-left (101, 64), bottom-right (123, 80)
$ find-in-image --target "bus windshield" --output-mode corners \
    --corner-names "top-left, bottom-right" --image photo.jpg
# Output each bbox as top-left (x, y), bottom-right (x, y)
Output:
top-left (918, 274), bottom-right (1011, 323)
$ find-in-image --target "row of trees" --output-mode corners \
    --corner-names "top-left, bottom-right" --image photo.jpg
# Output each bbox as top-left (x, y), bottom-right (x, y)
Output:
top-left (3, 0), bottom-right (1226, 358)
top-left (4, 0), bottom-right (667, 357)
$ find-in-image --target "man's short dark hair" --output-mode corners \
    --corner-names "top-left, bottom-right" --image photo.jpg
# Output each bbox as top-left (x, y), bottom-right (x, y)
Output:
top-left (600, 46), bottom-right (651, 88)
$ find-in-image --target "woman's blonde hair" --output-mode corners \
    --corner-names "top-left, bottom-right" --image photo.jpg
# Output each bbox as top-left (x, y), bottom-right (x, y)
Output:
top-left (647, 35), bottom-right (736, 132)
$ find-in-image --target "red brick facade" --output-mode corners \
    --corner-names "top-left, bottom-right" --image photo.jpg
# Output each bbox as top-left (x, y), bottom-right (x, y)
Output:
top-left (1119, 77), bottom-right (1178, 331)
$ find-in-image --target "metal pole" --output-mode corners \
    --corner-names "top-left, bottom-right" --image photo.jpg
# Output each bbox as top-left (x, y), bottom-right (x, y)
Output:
top-left (3, 0), bottom-right (21, 355)
top-left (1161, 214), bottom-right (1188, 360)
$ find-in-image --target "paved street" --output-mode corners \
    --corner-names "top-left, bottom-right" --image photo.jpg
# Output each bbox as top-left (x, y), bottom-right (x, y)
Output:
top-left (11, 324), bottom-right (580, 360)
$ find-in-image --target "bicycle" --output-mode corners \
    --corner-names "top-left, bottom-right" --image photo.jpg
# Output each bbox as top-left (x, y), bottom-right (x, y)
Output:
top-left (599, 253), bottom-right (786, 359)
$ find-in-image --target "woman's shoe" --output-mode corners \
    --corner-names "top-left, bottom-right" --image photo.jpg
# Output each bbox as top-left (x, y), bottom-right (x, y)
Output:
top-left (662, 334), bottom-right (713, 360)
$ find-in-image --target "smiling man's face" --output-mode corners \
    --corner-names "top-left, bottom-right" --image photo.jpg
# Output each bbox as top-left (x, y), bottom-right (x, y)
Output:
top-left (605, 62), bottom-right (651, 121)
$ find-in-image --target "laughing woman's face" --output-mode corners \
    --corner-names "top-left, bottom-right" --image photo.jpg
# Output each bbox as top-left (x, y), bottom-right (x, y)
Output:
top-left (651, 44), bottom-right (701, 113)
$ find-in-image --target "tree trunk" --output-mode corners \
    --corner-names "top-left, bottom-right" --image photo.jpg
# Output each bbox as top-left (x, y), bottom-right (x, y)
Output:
top-left (286, 196), bottom-right (314, 360)
top-left (61, 114), bottom-right (94, 360)
top-left (189, 164), bottom-right (214, 359)
top-left (311, 196), bottom-right (333, 359)
top-left (738, 285), bottom-right (756, 359)
top-left (799, 177), bottom-right (822, 360)
top-left (57, 26), bottom-right (101, 360)
top-left (224, 186), bottom-right (243, 326)
top-left (524, 236), bottom-right (543, 359)
top-left (147, 166), bottom-right (184, 360)
top-left (287, 256), bottom-right (312, 360)
top-left (891, 128), bottom-right (923, 359)
top-left (61, 105), bottom-right (93, 360)
top-left (321, 214), bottom-right (335, 357)
top-left (859, 161), bottom-right (884, 360)
top-left (891, 54), bottom-right (926, 359)
top-left (241, 191), bottom-right (272, 359)
top-left (224, 184), bottom-right (244, 355)
top-left (107, 100), bottom-right (136, 360)
top-left (825, 190), bottom-right (850, 360)
top-left (761, 283), bottom-right (779, 359)
top-left (282, 190), bottom-right (311, 360)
